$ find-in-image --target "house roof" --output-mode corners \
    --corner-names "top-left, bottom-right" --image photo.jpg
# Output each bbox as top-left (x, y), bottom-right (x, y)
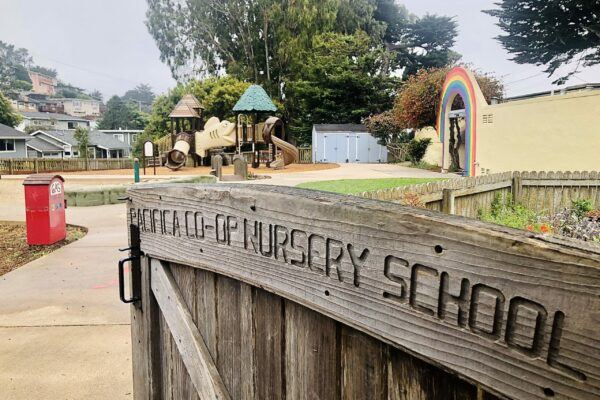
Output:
top-left (233, 85), bottom-right (277, 113)
top-left (169, 94), bottom-right (204, 118)
top-left (0, 123), bottom-right (31, 140)
top-left (22, 112), bottom-right (89, 122)
top-left (26, 136), bottom-right (64, 152)
top-left (313, 124), bottom-right (367, 133)
top-left (33, 130), bottom-right (128, 149)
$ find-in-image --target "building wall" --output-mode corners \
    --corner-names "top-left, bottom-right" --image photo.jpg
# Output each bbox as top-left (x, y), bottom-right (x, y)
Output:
top-left (0, 139), bottom-right (27, 158)
top-left (475, 90), bottom-right (600, 174)
top-left (415, 127), bottom-right (442, 166)
top-left (19, 118), bottom-right (90, 131)
top-left (312, 129), bottom-right (388, 163)
top-left (61, 99), bottom-right (101, 117)
top-left (29, 72), bottom-right (57, 95)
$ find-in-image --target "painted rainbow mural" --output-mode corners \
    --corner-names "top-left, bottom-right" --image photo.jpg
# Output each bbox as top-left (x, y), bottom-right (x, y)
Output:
top-left (437, 67), bottom-right (478, 177)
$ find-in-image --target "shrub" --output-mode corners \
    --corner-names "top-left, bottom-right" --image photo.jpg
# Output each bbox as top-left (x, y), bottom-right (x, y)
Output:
top-left (572, 199), bottom-right (593, 218)
top-left (407, 138), bottom-right (431, 164)
top-left (479, 193), bottom-right (542, 231)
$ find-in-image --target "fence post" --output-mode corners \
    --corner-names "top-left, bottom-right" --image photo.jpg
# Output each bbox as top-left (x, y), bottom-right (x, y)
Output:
top-left (34, 159), bottom-right (39, 174)
top-left (441, 188), bottom-right (455, 215)
top-left (511, 173), bottom-right (522, 204)
top-left (8, 160), bottom-right (13, 175)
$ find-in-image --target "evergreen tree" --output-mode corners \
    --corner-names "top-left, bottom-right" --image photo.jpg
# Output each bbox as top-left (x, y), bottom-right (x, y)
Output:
top-left (97, 95), bottom-right (148, 130)
top-left (485, 0), bottom-right (600, 83)
top-left (0, 91), bottom-right (22, 127)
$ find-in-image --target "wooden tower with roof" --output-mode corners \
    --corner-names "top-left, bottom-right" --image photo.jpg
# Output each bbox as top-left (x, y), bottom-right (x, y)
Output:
top-left (169, 94), bottom-right (205, 146)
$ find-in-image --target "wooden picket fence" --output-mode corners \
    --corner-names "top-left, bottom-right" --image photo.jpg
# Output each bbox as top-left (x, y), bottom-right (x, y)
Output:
top-left (298, 146), bottom-right (312, 164)
top-left (0, 158), bottom-right (133, 175)
top-left (359, 171), bottom-right (600, 217)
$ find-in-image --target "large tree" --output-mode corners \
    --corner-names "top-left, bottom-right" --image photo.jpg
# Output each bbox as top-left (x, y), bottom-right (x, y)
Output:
top-left (97, 95), bottom-right (148, 130)
top-left (485, 0), bottom-right (600, 83)
top-left (0, 91), bottom-right (22, 127)
top-left (287, 31), bottom-right (397, 144)
top-left (123, 83), bottom-right (156, 105)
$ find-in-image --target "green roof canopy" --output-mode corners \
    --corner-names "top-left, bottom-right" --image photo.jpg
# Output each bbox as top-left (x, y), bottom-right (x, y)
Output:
top-left (233, 85), bottom-right (277, 113)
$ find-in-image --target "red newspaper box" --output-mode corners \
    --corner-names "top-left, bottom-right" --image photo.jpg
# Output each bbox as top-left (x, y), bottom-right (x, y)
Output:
top-left (23, 174), bottom-right (66, 245)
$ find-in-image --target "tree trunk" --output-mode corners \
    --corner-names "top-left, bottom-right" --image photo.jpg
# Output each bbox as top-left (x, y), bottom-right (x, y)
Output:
top-left (449, 118), bottom-right (461, 172)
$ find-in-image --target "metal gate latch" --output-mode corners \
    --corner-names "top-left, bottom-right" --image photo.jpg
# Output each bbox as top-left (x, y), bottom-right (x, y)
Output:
top-left (118, 246), bottom-right (142, 304)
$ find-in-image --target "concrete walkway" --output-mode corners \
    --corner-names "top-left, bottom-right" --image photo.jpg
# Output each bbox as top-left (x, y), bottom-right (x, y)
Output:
top-left (0, 182), bottom-right (132, 399)
top-left (250, 163), bottom-right (446, 186)
top-left (0, 163), bottom-right (446, 399)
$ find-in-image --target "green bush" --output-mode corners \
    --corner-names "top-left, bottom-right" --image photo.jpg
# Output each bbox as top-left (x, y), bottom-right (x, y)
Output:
top-left (572, 199), bottom-right (593, 218)
top-left (479, 193), bottom-right (540, 230)
top-left (407, 138), bottom-right (431, 165)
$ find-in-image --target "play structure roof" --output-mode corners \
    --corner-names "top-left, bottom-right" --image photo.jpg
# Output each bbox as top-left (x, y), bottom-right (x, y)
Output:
top-left (169, 94), bottom-right (204, 118)
top-left (233, 85), bottom-right (277, 113)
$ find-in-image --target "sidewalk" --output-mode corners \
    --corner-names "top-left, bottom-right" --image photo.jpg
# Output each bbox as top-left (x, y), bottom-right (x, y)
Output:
top-left (0, 200), bottom-right (132, 399)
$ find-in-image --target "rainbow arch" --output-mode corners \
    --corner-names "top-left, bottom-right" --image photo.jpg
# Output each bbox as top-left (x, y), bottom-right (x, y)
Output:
top-left (437, 67), bottom-right (485, 177)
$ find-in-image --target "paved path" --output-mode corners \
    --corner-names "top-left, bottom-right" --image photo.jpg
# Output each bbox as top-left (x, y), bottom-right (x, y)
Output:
top-left (0, 163), bottom-right (446, 399)
top-left (249, 163), bottom-right (446, 186)
top-left (0, 180), bottom-right (132, 399)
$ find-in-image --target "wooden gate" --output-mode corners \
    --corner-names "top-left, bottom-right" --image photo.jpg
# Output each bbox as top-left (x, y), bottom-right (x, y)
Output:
top-left (125, 184), bottom-right (600, 400)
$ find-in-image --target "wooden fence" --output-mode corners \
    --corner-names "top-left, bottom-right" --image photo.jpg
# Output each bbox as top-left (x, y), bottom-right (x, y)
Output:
top-left (0, 158), bottom-right (133, 175)
top-left (124, 184), bottom-right (600, 400)
top-left (359, 171), bottom-right (600, 218)
top-left (298, 146), bottom-right (312, 164)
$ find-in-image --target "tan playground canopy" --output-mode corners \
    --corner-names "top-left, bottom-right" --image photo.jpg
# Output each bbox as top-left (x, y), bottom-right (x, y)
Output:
top-left (169, 94), bottom-right (204, 118)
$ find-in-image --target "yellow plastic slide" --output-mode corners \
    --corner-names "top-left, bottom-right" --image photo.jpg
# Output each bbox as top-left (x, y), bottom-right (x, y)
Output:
top-left (262, 117), bottom-right (298, 168)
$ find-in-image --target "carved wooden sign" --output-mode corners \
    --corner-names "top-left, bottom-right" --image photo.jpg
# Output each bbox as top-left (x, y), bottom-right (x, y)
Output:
top-left (127, 184), bottom-right (600, 400)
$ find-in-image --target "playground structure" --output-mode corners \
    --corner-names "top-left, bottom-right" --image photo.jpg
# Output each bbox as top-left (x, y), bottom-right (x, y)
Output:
top-left (165, 86), bottom-right (298, 171)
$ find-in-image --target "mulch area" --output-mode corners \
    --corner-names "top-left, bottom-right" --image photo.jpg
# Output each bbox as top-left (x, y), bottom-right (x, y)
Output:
top-left (0, 222), bottom-right (87, 277)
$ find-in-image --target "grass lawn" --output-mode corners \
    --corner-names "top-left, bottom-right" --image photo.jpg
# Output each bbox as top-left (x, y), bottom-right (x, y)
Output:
top-left (296, 177), bottom-right (443, 195)
top-left (0, 222), bottom-right (87, 276)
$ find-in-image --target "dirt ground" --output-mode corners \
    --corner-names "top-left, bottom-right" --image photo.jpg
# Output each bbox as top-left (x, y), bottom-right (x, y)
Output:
top-left (0, 222), bottom-right (87, 276)
top-left (59, 163), bottom-right (339, 176)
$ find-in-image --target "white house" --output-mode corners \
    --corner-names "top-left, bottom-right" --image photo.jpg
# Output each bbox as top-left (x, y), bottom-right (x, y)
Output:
top-left (98, 128), bottom-right (143, 156)
top-left (18, 112), bottom-right (90, 131)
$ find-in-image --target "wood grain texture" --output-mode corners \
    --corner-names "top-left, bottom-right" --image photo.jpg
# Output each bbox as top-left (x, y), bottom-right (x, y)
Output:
top-left (341, 327), bottom-right (387, 400)
top-left (285, 301), bottom-right (340, 399)
top-left (253, 289), bottom-right (285, 400)
top-left (128, 184), bottom-right (600, 400)
top-left (151, 260), bottom-right (231, 400)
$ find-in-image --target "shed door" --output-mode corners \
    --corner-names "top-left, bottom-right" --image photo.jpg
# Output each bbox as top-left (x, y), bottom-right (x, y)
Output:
top-left (356, 134), bottom-right (371, 163)
top-left (323, 134), bottom-right (349, 163)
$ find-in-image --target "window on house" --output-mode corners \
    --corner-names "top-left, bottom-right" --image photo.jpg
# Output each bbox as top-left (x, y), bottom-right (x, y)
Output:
top-left (113, 134), bottom-right (125, 142)
top-left (0, 139), bottom-right (16, 152)
top-left (132, 134), bottom-right (138, 143)
top-left (68, 122), bottom-right (77, 129)
top-left (73, 101), bottom-right (82, 108)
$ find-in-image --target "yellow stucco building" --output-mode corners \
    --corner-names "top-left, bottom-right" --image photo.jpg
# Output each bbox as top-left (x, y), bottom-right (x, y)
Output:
top-left (434, 67), bottom-right (600, 176)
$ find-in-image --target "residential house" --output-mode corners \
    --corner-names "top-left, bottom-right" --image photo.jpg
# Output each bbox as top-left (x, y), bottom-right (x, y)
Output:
top-left (30, 130), bottom-right (128, 159)
top-left (54, 98), bottom-right (101, 118)
top-left (98, 128), bottom-right (143, 156)
top-left (0, 123), bottom-right (30, 158)
top-left (29, 71), bottom-right (57, 95)
top-left (26, 136), bottom-right (65, 158)
top-left (18, 112), bottom-right (90, 131)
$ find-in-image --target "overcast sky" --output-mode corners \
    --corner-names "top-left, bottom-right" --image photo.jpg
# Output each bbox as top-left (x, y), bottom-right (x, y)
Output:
top-left (1, 0), bottom-right (598, 99)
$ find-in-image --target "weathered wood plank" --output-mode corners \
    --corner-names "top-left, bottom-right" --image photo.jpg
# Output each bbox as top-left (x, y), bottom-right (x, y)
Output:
top-left (128, 184), bottom-right (600, 400)
top-left (388, 346), bottom-right (477, 400)
top-left (341, 327), bottom-right (387, 399)
top-left (171, 264), bottom-right (201, 400)
top-left (195, 268), bottom-right (217, 360)
top-left (285, 301), bottom-right (340, 399)
top-left (151, 260), bottom-right (231, 400)
top-left (215, 275), bottom-right (242, 399)
top-left (131, 256), bottom-right (162, 400)
top-left (253, 289), bottom-right (285, 400)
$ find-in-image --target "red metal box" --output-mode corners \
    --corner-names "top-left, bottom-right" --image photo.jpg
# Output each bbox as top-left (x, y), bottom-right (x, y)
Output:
top-left (23, 174), bottom-right (66, 245)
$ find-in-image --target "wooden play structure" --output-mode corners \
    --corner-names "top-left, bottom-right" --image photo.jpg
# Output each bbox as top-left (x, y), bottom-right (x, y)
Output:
top-left (123, 184), bottom-right (600, 400)
top-left (165, 86), bottom-right (298, 171)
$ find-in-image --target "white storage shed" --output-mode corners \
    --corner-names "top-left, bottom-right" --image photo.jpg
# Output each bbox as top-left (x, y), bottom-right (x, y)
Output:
top-left (312, 124), bottom-right (388, 163)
